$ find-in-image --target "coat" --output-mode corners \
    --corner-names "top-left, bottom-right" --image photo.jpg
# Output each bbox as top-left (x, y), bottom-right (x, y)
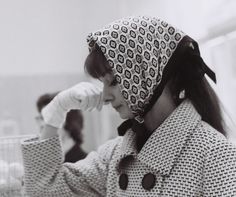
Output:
top-left (21, 100), bottom-right (236, 196)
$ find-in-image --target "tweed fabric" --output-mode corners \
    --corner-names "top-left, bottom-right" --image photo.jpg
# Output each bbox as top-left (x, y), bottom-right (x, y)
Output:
top-left (87, 16), bottom-right (185, 122)
top-left (21, 100), bottom-right (236, 196)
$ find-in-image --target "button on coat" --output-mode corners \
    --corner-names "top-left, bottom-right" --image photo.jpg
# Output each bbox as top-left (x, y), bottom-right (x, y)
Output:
top-left (142, 173), bottom-right (156, 190)
top-left (119, 173), bottom-right (128, 190)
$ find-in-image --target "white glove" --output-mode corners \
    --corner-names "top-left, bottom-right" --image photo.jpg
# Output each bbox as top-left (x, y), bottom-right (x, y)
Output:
top-left (41, 82), bottom-right (103, 128)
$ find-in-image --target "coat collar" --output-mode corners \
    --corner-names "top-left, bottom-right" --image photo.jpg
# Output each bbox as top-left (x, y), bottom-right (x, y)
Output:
top-left (118, 100), bottom-right (201, 176)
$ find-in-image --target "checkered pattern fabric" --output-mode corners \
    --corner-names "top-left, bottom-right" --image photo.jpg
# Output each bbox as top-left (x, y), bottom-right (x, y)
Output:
top-left (87, 16), bottom-right (185, 122)
top-left (21, 100), bottom-right (236, 196)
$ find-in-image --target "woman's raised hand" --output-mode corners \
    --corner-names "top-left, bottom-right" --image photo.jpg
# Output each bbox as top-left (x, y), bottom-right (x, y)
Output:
top-left (41, 82), bottom-right (103, 128)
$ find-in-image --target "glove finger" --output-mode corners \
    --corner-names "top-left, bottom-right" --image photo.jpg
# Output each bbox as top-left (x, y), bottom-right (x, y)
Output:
top-left (96, 92), bottom-right (104, 111)
top-left (87, 85), bottom-right (102, 110)
top-left (74, 88), bottom-right (88, 110)
top-left (74, 84), bottom-right (93, 110)
top-left (93, 88), bottom-right (102, 110)
top-left (94, 87), bottom-right (103, 110)
top-left (88, 89), bottom-right (100, 111)
top-left (74, 82), bottom-right (102, 111)
top-left (82, 89), bottom-right (91, 110)
top-left (97, 94), bottom-right (103, 110)
top-left (85, 86), bottom-right (100, 111)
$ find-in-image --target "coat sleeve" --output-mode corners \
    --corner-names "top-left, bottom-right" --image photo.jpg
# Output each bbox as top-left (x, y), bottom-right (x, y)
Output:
top-left (21, 135), bottom-right (121, 197)
top-left (203, 140), bottom-right (236, 196)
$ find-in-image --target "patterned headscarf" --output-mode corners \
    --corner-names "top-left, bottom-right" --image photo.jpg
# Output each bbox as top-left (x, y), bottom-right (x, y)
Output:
top-left (86, 16), bottom-right (215, 134)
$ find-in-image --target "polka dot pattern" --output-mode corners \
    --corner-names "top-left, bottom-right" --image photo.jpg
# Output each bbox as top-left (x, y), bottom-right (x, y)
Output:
top-left (87, 16), bottom-right (185, 122)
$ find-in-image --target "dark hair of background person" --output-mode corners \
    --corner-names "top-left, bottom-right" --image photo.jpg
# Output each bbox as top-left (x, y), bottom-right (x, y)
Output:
top-left (36, 93), bottom-right (87, 162)
top-left (84, 39), bottom-right (226, 136)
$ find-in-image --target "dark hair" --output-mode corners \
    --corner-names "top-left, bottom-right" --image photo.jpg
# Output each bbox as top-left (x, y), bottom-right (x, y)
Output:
top-left (168, 37), bottom-right (226, 136)
top-left (36, 93), bottom-right (84, 144)
top-left (36, 93), bottom-right (56, 113)
top-left (84, 44), bottom-right (111, 79)
top-left (84, 41), bottom-right (226, 136)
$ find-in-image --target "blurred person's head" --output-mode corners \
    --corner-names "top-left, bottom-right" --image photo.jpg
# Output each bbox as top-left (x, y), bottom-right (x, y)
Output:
top-left (36, 93), bottom-right (84, 146)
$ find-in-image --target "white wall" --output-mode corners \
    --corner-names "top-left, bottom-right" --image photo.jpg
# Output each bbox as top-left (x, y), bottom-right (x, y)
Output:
top-left (0, 0), bottom-right (217, 76)
top-left (0, 0), bottom-right (122, 76)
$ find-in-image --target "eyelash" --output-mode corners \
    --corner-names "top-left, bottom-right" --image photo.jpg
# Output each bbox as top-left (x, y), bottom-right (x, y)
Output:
top-left (110, 78), bottom-right (118, 86)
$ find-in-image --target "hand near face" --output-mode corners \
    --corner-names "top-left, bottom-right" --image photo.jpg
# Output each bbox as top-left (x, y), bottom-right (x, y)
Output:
top-left (42, 82), bottom-right (103, 128)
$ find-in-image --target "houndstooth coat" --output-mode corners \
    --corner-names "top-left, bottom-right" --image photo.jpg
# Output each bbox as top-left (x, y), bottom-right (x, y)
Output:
top-left (21, 100), bottom-right (236, 196)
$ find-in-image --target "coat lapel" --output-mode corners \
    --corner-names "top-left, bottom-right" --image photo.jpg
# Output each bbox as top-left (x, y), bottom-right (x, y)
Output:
top-left (138, 100), bottom-right (201, 175)
top-left (118, 100), bottom-right (201, 176)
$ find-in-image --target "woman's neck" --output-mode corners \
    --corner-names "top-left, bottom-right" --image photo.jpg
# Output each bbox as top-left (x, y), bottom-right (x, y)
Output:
top-left (144, 86), bottom-right (176, 132)
top-left (136, 85), bottom-right (177, 151)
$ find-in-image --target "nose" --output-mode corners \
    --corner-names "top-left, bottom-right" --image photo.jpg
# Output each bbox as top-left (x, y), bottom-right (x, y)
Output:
top-left (102, 85), bottom-right (114, 104)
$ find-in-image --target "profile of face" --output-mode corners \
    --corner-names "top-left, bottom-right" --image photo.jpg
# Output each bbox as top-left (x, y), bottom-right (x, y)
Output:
top-left (100, 73), bottom-right (134, 120)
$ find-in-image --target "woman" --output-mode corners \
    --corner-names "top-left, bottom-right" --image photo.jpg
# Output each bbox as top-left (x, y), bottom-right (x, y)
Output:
top-left (21, 16), bottom-right (236, 196)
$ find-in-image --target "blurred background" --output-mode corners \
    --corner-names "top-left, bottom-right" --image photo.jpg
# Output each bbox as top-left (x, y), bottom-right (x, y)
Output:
top-left (0, 0), bottom-right (236, 152)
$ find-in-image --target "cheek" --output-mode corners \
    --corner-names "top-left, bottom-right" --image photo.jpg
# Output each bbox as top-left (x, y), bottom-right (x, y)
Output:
top-left (122, 103), bottom-right (134, 119)
top-left (114, 86), bottom-right (134, 118)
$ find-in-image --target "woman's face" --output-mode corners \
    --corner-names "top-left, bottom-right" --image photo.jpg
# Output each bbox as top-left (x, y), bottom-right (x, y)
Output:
top-left (100, 73), bottom-right (134, 120)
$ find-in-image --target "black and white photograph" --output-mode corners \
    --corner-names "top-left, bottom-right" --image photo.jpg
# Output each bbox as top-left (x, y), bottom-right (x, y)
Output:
top-left (0, 0), bottom-right (236, 196)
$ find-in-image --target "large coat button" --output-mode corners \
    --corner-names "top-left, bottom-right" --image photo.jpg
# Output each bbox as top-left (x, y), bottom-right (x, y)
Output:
top-left (142, 173), bottom-right (156, 190)
top-left (119, 173), bottom-right (128, 190)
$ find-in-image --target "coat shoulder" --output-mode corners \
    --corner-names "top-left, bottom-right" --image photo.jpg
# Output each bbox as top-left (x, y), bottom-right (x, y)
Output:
top-left (197, 122), bottom-right (236, 195)
top-left (96, 136), bottom-right (123, 163)
top-left (193, 120), bottom-right (236, 151)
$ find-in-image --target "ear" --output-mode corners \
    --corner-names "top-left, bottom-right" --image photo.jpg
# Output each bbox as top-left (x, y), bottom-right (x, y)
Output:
top-left (163, 80), bottom-right (181, 105)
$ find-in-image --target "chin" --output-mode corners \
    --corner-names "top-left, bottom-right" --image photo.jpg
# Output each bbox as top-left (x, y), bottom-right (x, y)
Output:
top-left (119, 112), bottom-right (134, 120)
top-left (119, 114), bottom-right (128, 119)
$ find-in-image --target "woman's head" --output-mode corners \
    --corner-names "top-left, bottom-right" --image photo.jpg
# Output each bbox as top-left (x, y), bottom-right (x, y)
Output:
top-left (85, 16), bottom-right (185, 123)
top-left (85, 16), bottom-right (226, 135)
top-left (85, 45), bottom-right (134, 119)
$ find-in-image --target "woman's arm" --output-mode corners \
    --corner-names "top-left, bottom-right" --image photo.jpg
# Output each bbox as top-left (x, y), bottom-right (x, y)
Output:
top-left (40, 124), bottom-right (58, 140)
top-left (22, 135), bottom-right (121, 197)
top-left (22, 82), bottom-right (106, 196)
